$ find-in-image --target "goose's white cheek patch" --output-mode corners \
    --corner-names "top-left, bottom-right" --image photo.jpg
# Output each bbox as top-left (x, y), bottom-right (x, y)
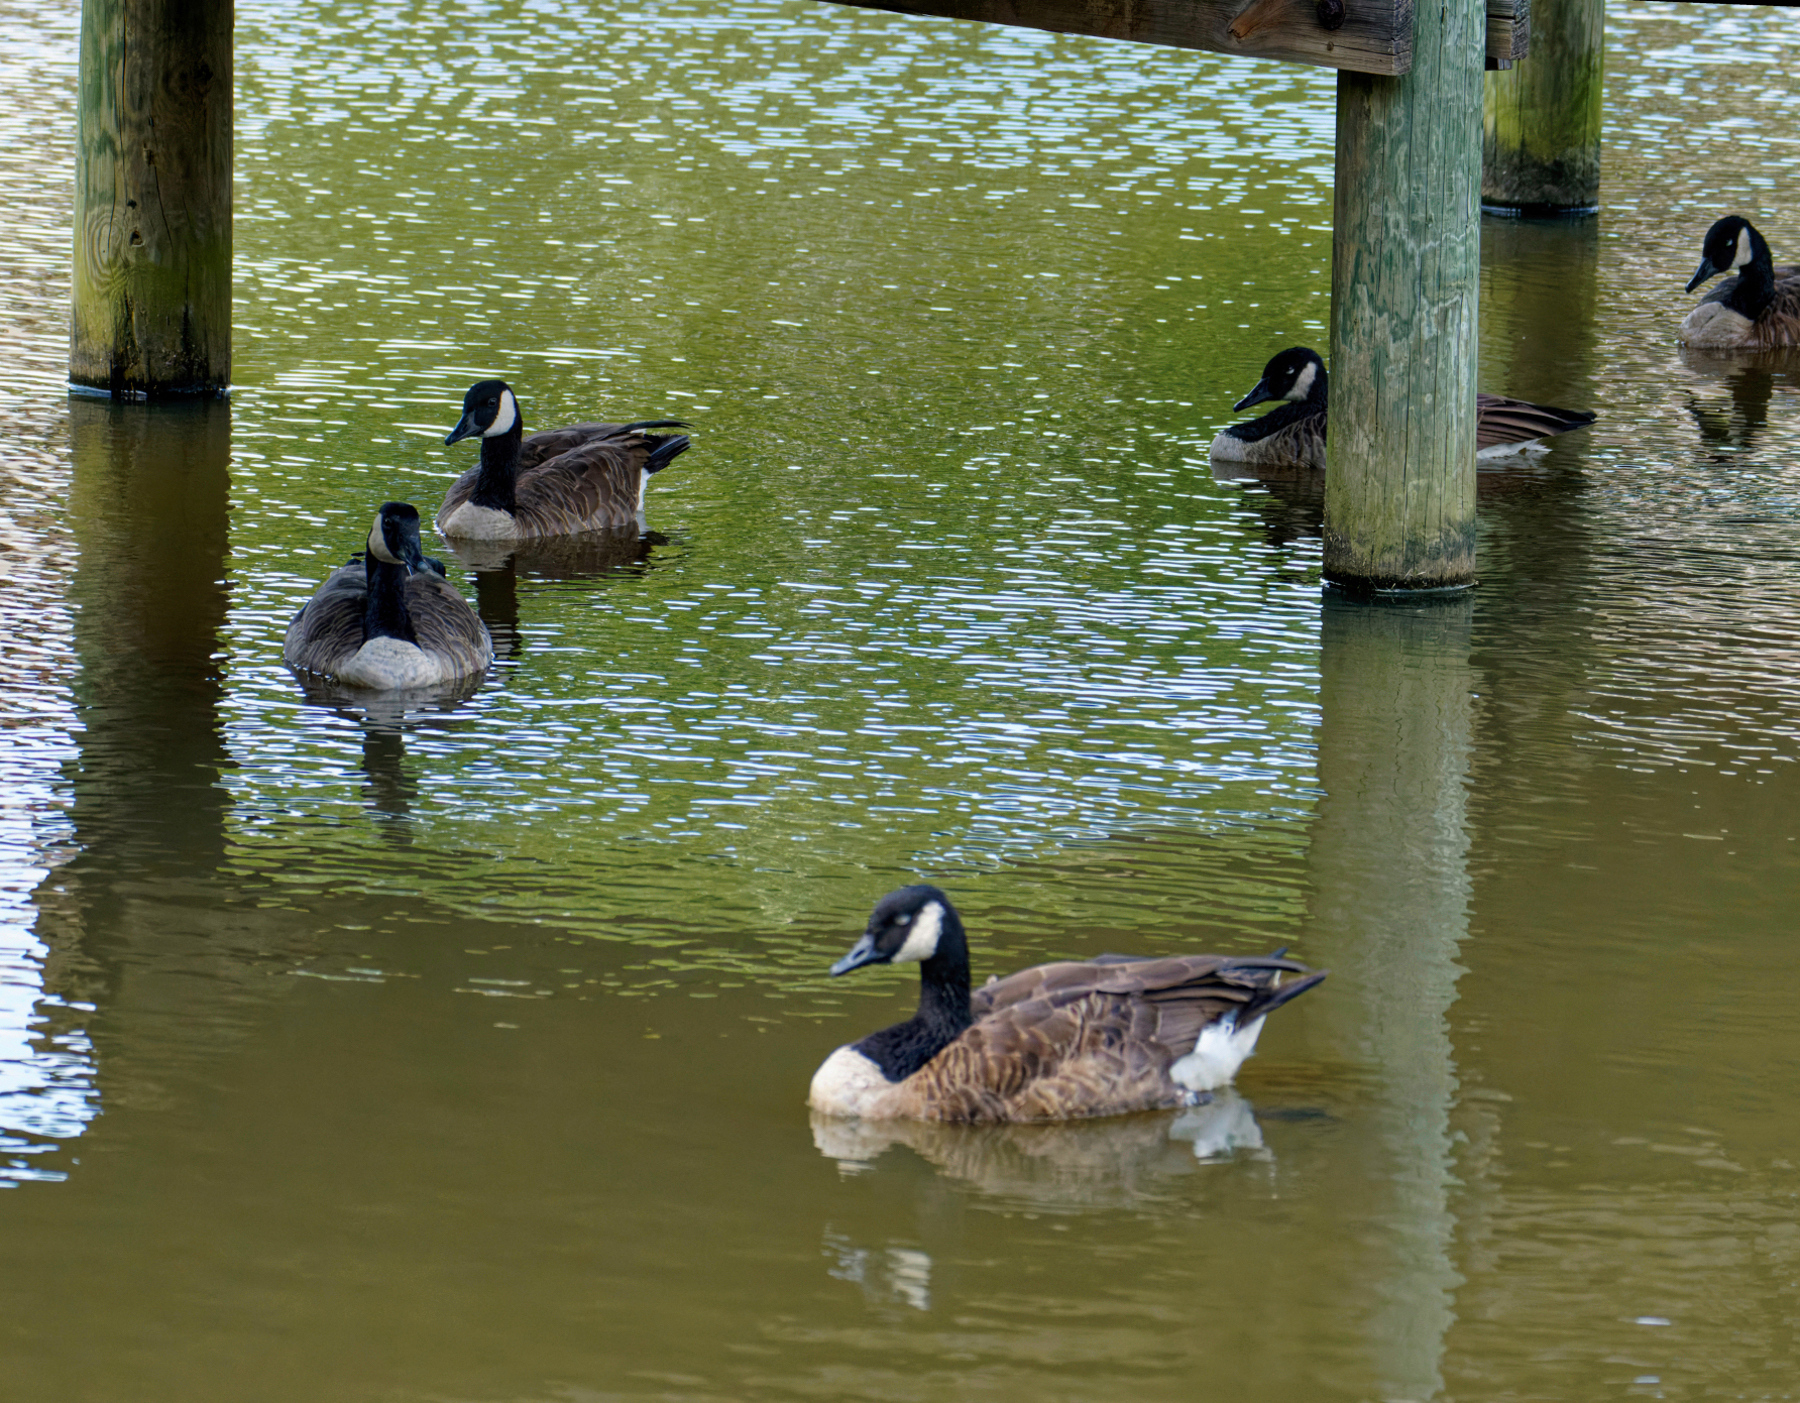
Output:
top-left (484, 389), bottom-right (518, 438)
top-left (1734, 227), bottom-right (1753, 269)
top-left (894, 901), bottom-right (944, 964)
top-left (367, 515), bottom-right (401, 564)
top-left (1288, 362), bottom-right (1318, 401)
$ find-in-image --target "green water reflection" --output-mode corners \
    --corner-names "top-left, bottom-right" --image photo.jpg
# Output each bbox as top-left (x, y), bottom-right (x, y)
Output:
top-left (2, 0), bottom-right (1799, 1397)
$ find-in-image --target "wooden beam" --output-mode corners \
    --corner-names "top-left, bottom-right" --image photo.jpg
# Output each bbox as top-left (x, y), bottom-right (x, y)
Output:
top-left (72, 0), bottom-right (232, 398)
top-left (1482, 0), bottom-right (1601, 213)
top-left (821, 0), bottom-right (1533, 78)
top-left (1486, 0), bottom-right (1528, 64)
top-left (1324, 0), bottom-right (1483, 590)
top-left (820, 0), bottom-right (1415, 76)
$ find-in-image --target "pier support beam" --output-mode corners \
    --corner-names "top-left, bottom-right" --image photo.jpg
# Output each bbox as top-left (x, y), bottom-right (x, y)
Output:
top-left (1325, 0), bottom-right (1484, 592)
top-left (72, 0), bottom-right (233, 398)
top-left (1482, 0), bottom-right (1604, 214)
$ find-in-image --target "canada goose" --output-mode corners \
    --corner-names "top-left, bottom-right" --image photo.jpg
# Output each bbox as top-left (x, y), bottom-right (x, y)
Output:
top-left (1681, 215), bottom-right (1800, 350)
top-left (437, 379), bottom-right (689, 540)
top-left (808, 885), bottom-right (1325, 1124)
top-left (284, 502), bottom-right (493, 689)
top-left (1209, 347), bottom-right (1597, 469)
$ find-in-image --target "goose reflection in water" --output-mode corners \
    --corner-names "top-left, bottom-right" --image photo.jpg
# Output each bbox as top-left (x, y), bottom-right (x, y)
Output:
top-left (1677, 347), bottom-right (1800, 457)
top-left (442, 528), bottom-right (668, 662)
top-left (289, 674), bottom-right (484, 839)
top-left (811, 1088), bottom-right (1273, 1207)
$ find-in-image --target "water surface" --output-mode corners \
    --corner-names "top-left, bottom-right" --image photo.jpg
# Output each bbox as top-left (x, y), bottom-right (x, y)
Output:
top-left (1, 0), bottom-right (1798, 1398)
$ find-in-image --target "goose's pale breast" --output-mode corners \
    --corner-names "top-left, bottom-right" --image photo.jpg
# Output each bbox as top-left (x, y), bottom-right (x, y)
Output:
top-left (438, 501), bottom-right (521, 540)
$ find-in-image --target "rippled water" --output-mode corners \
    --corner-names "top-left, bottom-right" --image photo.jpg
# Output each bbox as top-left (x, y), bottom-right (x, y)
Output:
top-left (2, 0), bottom-right (1798, 1397)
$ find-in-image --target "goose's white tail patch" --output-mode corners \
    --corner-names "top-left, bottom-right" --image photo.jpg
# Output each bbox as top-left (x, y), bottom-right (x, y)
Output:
top-left (1476, 439), bottom-right (1551, 459)
top-left (1170, 1014), bottom-right (1267, 1093)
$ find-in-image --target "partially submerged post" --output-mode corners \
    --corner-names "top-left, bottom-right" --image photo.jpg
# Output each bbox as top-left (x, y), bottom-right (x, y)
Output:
top-left (72, 0), bottom-right (233, 398)
top-left (1325, 0), bottom-right (1485, 590)
top-left (1482, 0), bottom-right (1604, 213)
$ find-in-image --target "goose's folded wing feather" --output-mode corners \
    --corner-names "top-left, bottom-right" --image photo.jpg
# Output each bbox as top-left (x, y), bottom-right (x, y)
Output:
top-left (510, 431), bottom-right (681, 535)
top-left (283, 564), bottom-right (367, 673)
top-left (1474, 394), bottom-right (1596, 449)
top-left (405, 574), bottom-right (493, 673)
top-left (931, 955), bottom-right (1318, 1121)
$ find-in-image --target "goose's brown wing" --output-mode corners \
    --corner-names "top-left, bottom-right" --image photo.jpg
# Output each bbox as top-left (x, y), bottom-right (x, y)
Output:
top-left (1744, 275), bottom-right (1800, 349)
top-left (1475, 393), bottom-right (1597, 449)
top-left (512, 425), bottom-right (690, 535)
top-left (920, 955), bottom-right (1321, 1122)
top-left (283, 563), bottom-right (366, 675)
top-left (404, 573), bottom-right (493, 678)
top-left (517, 422), bottom-right (683, 471)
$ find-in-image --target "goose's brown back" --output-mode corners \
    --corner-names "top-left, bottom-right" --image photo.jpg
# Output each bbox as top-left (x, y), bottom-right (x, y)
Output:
top-left (436, 422), bottom-right (688, 538)
top-left (891, 955), bottom-right (1317, 1123)
top-left (1474, 393), bottom-right (1598, 450)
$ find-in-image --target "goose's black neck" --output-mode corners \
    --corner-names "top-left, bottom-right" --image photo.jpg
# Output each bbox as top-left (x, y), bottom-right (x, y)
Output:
top-left (469, 420), bottom-right (524, 513)
top-left (1226, 396), bottom-right (1326, 443)
top-left (362, 555), bottom-right (418, 645)
top-left (854, 916), bottom-right (974, 1083)
top-left (1725, 228), bottom-right (1777, 319)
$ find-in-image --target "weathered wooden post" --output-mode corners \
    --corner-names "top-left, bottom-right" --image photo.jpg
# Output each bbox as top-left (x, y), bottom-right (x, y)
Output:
top-left (72, 0), bottom-right (233, 398)
top-left (1482, 0), bottom-right (1604, 213)
top-left (1325, 0), bottom-right (1486, 591)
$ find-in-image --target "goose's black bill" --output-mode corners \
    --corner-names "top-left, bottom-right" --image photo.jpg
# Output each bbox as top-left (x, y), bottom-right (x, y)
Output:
top-left (829, 934), bottom-right (880, 977)
top-left (444, 412), bottom-right (480, 446)
top-left (1233, 379), bottom-right (1276, 412)
top-left (1687, 258), bottom-right (1719, 295)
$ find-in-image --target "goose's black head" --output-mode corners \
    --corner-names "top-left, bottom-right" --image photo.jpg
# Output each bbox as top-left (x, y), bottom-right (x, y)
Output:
top-left (830, 885), bottom-right (965, 977)
top-left (1687, 216), bottom-right (1765, 294)
top-left (444, 379), bottom-right (521, 446)
top-left (1233, 346), bottom-right (1328, 412)
top-left (365, 501), bottom-right (429, 574)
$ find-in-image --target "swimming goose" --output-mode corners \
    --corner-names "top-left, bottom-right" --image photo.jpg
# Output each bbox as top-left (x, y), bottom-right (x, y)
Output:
top-left (437, 380), bottom-right (689, 541)
top-left (1209, 347), bottom-right (1597, 469)
top-left (1681, 215), bottom-right (1800, 350)
top-left (284, 502), bottom-right (493, 689)
top-left (808, 885), bottom-right (1325, 1124)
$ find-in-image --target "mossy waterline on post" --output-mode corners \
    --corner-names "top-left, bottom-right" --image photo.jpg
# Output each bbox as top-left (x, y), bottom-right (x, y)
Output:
top-left (1325, 0), bottom-right (1484, 592)
top-left (72, 0), bottom-right (233, 398)
top-left (1482, 0), bottom-right (1603, 213)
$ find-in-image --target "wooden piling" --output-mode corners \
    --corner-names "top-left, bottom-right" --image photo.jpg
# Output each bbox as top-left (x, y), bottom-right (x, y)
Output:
top-left (72, 0), bottom-right (233, 398)
top-left (1482, 0), bottom-right (1604, 213)
top-left (1324, 0), bottom-right (1485, 591)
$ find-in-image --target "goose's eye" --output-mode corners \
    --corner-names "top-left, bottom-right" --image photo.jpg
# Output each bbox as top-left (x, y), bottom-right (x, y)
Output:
top-left (892, 914), bottom-right (911, 927)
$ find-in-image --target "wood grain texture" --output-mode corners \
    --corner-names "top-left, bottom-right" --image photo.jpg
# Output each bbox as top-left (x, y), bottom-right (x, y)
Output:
top-left (1324, 0), bottom-right (1483, 590)
top-left (820, 0), bottom-right (1415, 76)
top-left (1485, 0), bottom-right (1528, 61)
top-left (823, 0), bottom-right (1534, 71)
top-left (1482, 0), bottom-right (1602, 210)
top-left (72, 0), bottom-right (232, 397)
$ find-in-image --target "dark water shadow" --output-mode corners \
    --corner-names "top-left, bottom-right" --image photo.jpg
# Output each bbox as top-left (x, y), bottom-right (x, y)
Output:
top-left (287, 673), bottom-right (487, 840)
top-left (440, 528), bottom-right (666, 660)
top-left (1674, 346), bottom-right (1800, 457)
